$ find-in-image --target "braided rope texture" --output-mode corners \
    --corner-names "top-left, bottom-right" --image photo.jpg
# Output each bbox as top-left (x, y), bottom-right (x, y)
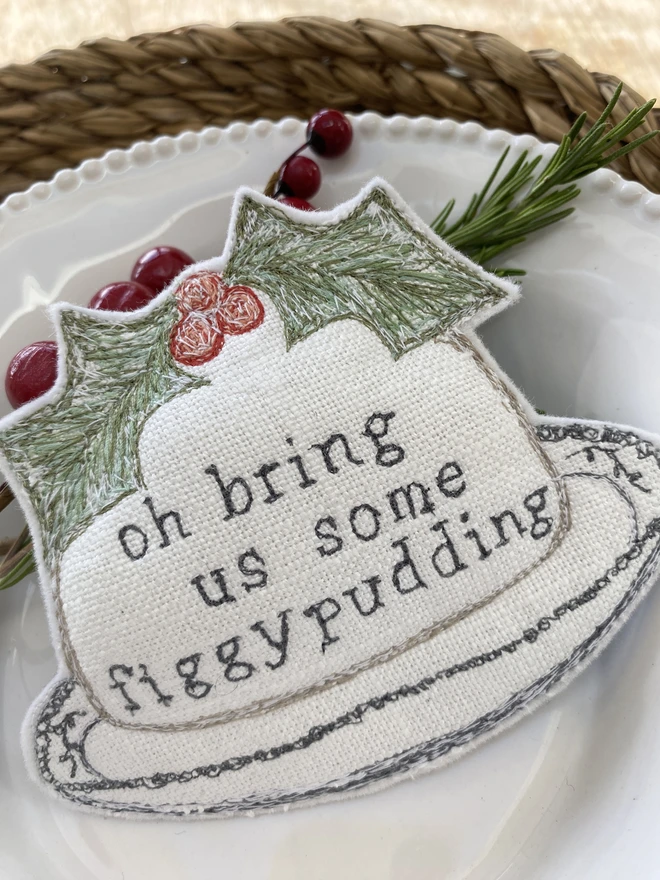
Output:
top-left (1, 17), bottom-right (659, 200)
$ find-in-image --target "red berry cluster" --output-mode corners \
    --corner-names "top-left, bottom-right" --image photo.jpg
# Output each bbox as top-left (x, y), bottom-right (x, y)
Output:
top-left (170, 273), bottom-right (264, 367)
top-left (275, 109), bottom-right (353, 211)
top-left (4, 109), bottom-right (353, 409)
top-left (5, 246), bottom-right (194, 408)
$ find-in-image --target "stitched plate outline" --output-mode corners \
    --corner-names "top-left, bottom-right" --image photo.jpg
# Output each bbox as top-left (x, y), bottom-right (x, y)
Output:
top-left (29, 423), bottom-right (660, 814)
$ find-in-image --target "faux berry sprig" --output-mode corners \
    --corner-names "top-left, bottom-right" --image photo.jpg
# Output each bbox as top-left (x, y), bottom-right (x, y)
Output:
top-left (264, 108), bottom-right (353, 210)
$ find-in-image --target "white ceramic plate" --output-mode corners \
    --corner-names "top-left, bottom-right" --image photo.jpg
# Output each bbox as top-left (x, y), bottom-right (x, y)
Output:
top-left (2, 114), bottom-right (660, 880)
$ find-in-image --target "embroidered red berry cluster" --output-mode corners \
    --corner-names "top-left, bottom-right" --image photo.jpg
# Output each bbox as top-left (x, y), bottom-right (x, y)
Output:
top-left (170, 273), bottom-right (264, 367)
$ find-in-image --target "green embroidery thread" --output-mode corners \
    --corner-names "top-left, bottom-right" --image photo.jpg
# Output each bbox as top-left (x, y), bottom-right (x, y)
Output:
top-left (0, 186), bottom-right (512, 572)
top-left (0, 299), bottom-right (206, 569)
top-left (224, 187), bottom-right (510, 359)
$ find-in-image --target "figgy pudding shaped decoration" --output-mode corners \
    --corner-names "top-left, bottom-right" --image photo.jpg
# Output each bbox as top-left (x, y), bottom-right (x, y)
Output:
top-left (3, 179), bottom-right (660, 817)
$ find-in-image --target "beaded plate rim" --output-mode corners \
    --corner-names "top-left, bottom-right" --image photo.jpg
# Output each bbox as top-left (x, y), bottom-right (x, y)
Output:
top-left (1, 112), bottom-right (659, 226)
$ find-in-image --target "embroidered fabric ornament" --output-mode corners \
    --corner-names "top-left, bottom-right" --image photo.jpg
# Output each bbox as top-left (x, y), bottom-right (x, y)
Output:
top-left (2, 179), bottom-right (660, 817)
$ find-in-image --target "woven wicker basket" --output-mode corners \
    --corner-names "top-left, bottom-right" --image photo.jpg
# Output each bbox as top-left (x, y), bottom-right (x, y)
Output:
top-left (1, 17), bottom-right (659, 201)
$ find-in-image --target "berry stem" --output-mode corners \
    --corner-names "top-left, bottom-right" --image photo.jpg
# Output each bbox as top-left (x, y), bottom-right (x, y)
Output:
top-left (264, 142), bottom-right (311, 198)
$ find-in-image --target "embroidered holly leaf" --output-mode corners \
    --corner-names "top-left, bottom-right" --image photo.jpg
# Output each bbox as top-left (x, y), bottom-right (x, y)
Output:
top-left (224, 185), bottom-right (512, 358)
top-left (0, 299), bottom-right (205, 569)
top-left (0, 184), bottom-right (510, 574)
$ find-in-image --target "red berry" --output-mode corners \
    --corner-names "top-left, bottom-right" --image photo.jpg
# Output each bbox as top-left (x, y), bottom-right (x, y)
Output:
top-left (279, 155), bottom-right (321, 199)
top-left (131, 246), bottom-right (194, 293)
top-left (218, 286), bottom-right (265, 335)
top-left (6, 341), bottom-right (58, 409)
top-left (307, 109), bottom-right (353, 158)
top-left (170, 312), bottom-right (224, 367)
top-left (278, 196), bottom-right (315, 211)
top-left (89, 281), bottom-right (157, 312)
top-left (175, 272), bottom-right (226, 315)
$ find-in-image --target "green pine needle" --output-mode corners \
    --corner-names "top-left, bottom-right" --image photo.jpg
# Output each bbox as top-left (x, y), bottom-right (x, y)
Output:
top-left (225, 186), bottom-right (508, 359)
top-left (434, 83), bottom-right (658, 274)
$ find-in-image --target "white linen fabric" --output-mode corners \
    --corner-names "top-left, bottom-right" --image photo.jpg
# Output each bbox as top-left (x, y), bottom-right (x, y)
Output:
top-left (57, 313), bottom-right (565, 728)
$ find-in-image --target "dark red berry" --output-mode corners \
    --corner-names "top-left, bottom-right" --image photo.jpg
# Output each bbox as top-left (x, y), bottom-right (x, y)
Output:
top-left (89, 281), bottom-right (157, 312)
top-left (278, 196), bottom-right (315, 211)
top-left (6, 341), bottom-right (58, 409)
top-left (131, 246), bottom-right (194, 293)
top-left (307, 109), bottom-right (353, 158)
top-left (279, 155), bottom-right (321, 199)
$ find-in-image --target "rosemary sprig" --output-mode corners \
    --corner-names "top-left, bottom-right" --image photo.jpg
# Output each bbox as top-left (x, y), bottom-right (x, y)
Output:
top-left (0, 85), bottom-right (657, 589)
top-left (0, 517), bottom-right (35, 590)
top-left (436, 83), bottom-right (658, 274)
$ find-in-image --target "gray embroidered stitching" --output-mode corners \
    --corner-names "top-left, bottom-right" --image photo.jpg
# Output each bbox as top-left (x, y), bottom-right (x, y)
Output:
top-left (35, 519), bottom-right (660, 812)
